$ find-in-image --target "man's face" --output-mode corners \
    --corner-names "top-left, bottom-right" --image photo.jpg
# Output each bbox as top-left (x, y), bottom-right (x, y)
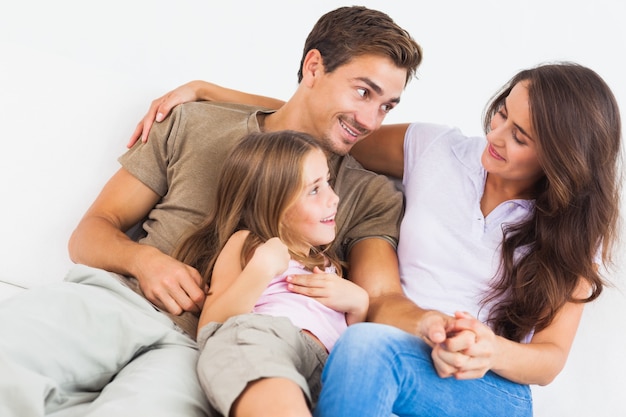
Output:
top-left (307, 54), bottom-right (407, 156)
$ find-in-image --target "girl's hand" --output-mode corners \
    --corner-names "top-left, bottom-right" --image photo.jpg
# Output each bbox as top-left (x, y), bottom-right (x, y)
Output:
top-left (249, 237), bottom-right (291, 279)
top-left (286, 267), bottom-right (369, 324)
top-left (431, 311), bottom-right (496, 380)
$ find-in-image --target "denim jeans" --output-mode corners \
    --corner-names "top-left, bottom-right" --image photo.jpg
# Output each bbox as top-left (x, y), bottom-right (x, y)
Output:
top-left (314, 323), bottom-right (532, 417)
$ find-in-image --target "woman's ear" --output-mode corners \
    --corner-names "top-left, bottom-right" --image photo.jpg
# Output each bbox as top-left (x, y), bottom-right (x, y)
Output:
top-left (300, 49), bottom-right (324, 87)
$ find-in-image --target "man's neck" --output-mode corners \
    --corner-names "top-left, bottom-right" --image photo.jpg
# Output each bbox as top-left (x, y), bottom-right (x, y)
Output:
top-left (262, 97), bottom-right (311, 134)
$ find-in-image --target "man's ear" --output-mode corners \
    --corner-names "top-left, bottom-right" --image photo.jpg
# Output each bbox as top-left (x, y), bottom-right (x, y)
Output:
top-left (301, 49), bottom-right (324, 87)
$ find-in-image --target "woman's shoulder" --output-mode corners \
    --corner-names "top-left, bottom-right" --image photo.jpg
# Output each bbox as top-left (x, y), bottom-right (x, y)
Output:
top-left (405, 122), bottom-right (465, 143)
top-left (404, 122), bottom-right (465, 160)
top-left (405, 122), bottom-right (485, 155)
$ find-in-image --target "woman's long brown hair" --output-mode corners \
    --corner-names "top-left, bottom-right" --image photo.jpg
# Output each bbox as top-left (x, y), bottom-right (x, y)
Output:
top-left (482, 62), bottom-right (622, 341)
top-left (172, 130), bottom-right (342, 288)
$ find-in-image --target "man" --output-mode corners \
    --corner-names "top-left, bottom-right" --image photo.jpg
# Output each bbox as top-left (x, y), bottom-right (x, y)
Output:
top-left (0, 6), bottom-right (422, 417)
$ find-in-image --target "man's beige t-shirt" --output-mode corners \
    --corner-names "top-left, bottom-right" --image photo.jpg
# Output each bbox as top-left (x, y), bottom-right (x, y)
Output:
top-left (118, 101), bottom-right (403, 337)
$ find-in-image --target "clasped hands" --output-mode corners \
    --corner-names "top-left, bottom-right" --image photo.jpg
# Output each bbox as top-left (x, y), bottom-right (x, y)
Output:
top-left (420, 310), bottom-right (496, 380)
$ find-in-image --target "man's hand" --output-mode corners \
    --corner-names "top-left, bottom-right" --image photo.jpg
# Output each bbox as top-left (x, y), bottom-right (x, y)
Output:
top-left (286, 267), bottom-right (369, 324)
top-left (431, 311), bottom-right (495, 380)
top-left (134, 250), bottom-right (207, 316)
top-left (416, 309), bottom-right (456, 346)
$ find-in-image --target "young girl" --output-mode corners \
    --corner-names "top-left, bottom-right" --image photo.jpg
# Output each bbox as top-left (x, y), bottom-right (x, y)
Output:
top-left (173, 130), bottom-right (368, 417)
top-left (137, 62), bottom-right (621, 416)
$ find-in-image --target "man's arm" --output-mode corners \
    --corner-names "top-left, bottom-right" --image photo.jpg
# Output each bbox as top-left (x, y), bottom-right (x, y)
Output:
top-left (347, 238), bottom-right (450, 345)
top-left (68, 167), bottom-right (205, 315)
top-left (349, 124), bottom-right (408, 179)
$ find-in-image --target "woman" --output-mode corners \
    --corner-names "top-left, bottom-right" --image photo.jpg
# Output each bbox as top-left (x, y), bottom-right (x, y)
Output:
top-left (313, 62), bottom-right (621, 416)
top-left (132, 62), bottom-right (622, 416)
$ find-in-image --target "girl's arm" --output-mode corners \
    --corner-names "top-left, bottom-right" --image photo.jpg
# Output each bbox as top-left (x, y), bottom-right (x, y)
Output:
top-left (197, 232), bottom-right (290, 332)
top-left (438, 279), bottom-right (589, 385)
top-left (128, 81), bottom-right (286, 147)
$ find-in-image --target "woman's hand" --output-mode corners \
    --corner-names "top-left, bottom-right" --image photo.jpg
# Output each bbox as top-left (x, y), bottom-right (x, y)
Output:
top-left (127, 81), bottom-right (286, 148)
top-left (127, 80), bottom-right (207, 148)
top-left (286, 267), bottom-right (369, 324)
top-left (431, 311), bottom-right (496, 380)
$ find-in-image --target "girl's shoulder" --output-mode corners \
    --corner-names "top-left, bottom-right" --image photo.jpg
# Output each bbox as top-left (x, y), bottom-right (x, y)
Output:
top-left (230, 229), bottom-right (250, 240)
top-left (224, 229), bottom-right (251, 251)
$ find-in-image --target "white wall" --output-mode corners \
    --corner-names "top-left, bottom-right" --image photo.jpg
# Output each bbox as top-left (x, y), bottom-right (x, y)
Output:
top-left (1, 1), bottom-right (624, 415)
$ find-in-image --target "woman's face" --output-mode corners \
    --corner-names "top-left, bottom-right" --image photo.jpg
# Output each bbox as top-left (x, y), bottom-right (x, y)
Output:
top-left (481, 81), bottom-right (544, 188)
top-left (283, 149), bottom-right (339, 251)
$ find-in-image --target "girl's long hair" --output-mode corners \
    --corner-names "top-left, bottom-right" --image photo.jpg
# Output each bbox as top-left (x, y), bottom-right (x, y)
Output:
top-left (172, 130), bottom-right (342, 287)
top-left (482, 62), bottom-right (622, 341)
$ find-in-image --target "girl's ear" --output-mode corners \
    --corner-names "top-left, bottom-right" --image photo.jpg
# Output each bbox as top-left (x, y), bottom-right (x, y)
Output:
top-left (300, 49), bottom-right (324, 87)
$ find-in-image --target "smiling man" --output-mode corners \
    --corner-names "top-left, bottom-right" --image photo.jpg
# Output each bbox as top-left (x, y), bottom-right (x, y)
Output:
top-left (0, 6), bottom-right (422, 417)
top-left (70, 5), bottom-right (422, 335)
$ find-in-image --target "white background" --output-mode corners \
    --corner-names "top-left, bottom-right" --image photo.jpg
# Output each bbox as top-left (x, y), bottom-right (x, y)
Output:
top-left (1, 1), bottom-right (625, 415)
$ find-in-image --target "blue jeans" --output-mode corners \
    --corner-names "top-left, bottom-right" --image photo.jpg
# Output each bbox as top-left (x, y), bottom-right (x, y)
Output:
top-left (314, 323), bottom-right (532, 417)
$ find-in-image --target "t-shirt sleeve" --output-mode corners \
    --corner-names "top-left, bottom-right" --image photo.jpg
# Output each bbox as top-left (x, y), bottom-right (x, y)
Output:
top-left (332, 156), bottom-right (404, 259)
top-left (118, 106), bottom-right (185, 197)
top-left (403, 122), bottom-right (451, 190)
top-left (346, 175), bottom-right (403, 249)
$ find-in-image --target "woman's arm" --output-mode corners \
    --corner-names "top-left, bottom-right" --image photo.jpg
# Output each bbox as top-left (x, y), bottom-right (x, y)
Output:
top-left (128, 82), bottom-right (411, 180)
top-left (441, 279), bottom-right (589, 385)
top-left (128, 81), bottom-right (286, 147)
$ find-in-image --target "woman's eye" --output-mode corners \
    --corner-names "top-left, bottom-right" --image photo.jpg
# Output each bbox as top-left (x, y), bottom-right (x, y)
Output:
top-left (497, 104), bottom-right (509, 118)
top-left (512, 130), bottom-right (525, 145)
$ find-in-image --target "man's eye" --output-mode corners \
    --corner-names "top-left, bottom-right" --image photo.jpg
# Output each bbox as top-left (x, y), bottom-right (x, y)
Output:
top-left (381, 104), bottom-right (392, 113)
top-left (357, 88), bottom-right (367, 98)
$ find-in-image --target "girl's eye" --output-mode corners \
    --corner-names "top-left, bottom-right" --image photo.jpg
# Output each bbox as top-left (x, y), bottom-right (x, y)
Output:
top-left (309, 186), bottom-right (319, 196)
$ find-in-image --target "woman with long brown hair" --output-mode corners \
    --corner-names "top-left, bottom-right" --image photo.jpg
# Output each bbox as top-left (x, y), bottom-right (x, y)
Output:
top-left (313, 62), bottom-right (621, 416)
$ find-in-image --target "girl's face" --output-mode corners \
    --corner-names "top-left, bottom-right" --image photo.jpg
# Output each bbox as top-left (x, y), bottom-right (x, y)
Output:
top-left (481, 81), bottom-right (544, 189)
top-left (283, 149), bottom-right (339, 251)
